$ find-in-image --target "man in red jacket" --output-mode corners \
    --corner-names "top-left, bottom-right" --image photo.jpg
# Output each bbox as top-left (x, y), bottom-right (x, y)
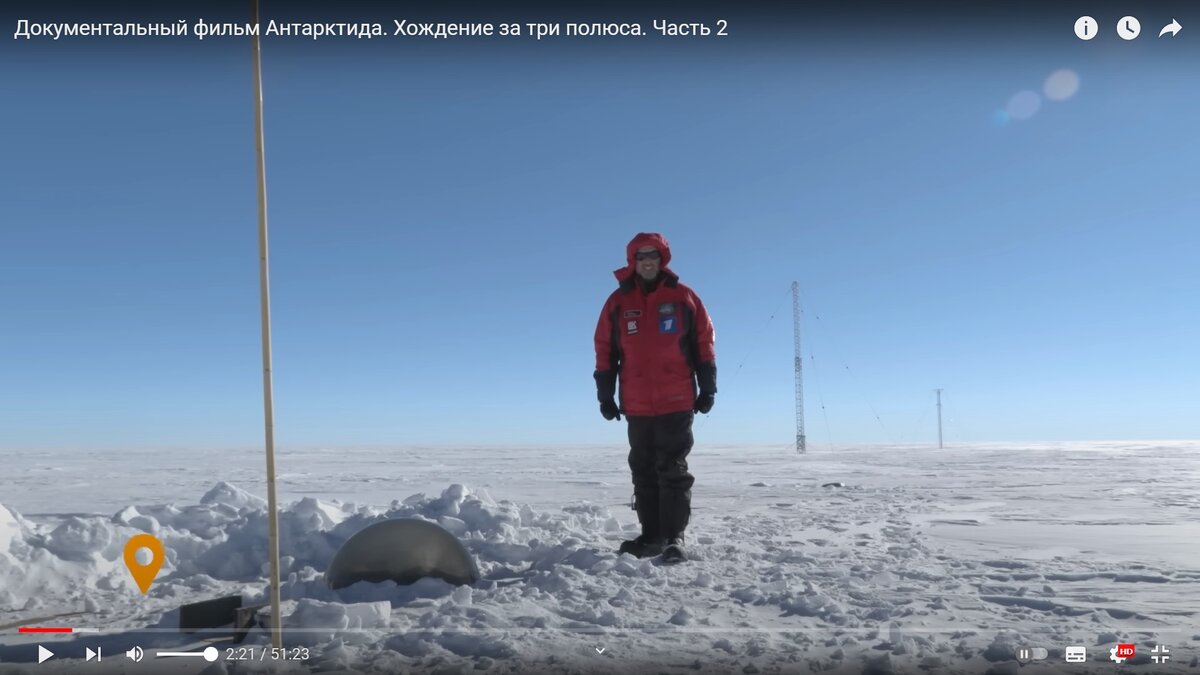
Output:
top-left (593, 232), bottom-right (717, 563)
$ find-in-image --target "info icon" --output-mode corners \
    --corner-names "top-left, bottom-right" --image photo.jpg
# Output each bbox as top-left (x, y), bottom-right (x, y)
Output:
top-left (1074, 16), bottom-right (1098, 40)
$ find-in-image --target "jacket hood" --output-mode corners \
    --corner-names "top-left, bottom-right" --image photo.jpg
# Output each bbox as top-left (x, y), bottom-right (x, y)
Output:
top-left (613, 232), bottom-right (675, 283)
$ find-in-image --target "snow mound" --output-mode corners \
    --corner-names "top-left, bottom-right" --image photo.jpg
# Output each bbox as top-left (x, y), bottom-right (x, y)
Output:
top-left (200, 481), bottom-right (268, 510)
top-left (44, 516), bottom-right (113, 562)
top-left (282, 598), bottom-right (392, 644)
top-left (0, 503), bottom-right (31, 554)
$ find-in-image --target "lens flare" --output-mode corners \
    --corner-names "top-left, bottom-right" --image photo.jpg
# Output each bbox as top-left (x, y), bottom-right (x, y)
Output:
top-left (1044, 69), bottom-right (1081, 101)
top-left (1007, 91), bottom-right (1042, 121)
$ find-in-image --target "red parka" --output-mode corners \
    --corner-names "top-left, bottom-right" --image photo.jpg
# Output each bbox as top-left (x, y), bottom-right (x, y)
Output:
top-left (594, 233), bottom-right (716, 417)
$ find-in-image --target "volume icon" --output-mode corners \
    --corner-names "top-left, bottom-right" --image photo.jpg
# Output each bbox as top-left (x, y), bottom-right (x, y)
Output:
top-left (126, 646), bottom-right (144, 662)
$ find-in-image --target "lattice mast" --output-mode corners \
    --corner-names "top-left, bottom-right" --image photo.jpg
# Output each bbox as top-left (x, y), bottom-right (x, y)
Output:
top-left (792, 282), bottom-right (806, 453)
top-left (936, 388), bottom-right (944, 449)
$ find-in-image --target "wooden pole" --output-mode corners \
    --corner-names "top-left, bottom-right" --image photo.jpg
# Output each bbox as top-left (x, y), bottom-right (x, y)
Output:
top-left (250, 0), bottom-right (283, 649)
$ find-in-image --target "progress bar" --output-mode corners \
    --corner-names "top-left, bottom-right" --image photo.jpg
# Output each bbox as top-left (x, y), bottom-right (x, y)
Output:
top-left (18, 627), bottom-right (99, 634)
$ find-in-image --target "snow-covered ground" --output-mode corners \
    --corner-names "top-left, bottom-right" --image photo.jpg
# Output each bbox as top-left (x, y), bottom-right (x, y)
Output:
top-left (2, 442), bottom-right (1198, 674)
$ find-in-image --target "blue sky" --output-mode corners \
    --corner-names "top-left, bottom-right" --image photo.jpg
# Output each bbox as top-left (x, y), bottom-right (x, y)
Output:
top-left (2, 7), bottom-right (1197, 451)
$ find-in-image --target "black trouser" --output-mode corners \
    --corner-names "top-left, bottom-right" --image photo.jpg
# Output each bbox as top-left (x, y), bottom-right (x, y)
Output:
top-left (627, 411), bottom-right (696, 541)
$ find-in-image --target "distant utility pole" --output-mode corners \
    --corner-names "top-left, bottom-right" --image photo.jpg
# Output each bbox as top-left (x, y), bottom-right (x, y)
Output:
top-left (935, 388), bottom-right (944, 449)
top-left (792, 282), bottom-right (806, 454)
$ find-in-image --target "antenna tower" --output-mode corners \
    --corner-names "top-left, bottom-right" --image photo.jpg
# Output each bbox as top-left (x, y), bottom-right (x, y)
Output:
top-left (936, 388), bottom-right (944, 449)
top-left (792, 282), bottom-right (806, 453)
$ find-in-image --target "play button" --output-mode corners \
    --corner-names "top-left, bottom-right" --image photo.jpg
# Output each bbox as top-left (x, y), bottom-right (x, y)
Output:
top-left (38, 645), bottom-right (54, 663)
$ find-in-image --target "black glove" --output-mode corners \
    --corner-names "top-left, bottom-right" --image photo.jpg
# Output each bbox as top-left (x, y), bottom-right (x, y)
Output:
top-left (594, 369), bottom-right (617, 400)
top-left (595, 369), bottom-right (621, 420)
top-left (600, 399), bottom-right (622, 421)
top-left (696, 362), bottom-right (717, 396)
top-left (694, 361), bottom-right (717, 414)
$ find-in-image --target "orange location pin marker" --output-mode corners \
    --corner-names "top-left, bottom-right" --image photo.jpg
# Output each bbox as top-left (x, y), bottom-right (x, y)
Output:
top-left (123, 534), bottom-right (165, 594)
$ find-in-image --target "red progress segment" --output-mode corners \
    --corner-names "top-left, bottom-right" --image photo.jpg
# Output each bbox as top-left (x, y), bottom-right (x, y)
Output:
top-left (18, 627), bottom-right (73, 633)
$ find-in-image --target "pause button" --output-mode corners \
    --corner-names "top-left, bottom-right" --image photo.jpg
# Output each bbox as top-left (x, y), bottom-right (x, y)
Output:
top-left (1017, 647), bottom-right (1048, 663)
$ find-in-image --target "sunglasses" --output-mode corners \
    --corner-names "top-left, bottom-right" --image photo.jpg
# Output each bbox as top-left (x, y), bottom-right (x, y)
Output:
top-left (635, 250), bottom-right (661, 261)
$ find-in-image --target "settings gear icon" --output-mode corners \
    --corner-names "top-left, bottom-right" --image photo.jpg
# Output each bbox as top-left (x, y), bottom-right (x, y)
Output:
top-left (1110, 645), bottom-right (1127, 663)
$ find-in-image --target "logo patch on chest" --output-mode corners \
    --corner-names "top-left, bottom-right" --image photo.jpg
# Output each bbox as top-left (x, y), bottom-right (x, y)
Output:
top-left (657, 303), bottom-right (678, 333)
top-left (623, 310), bottom-right (642, 318)
top-left (626, 320), bottom-right (639, 335)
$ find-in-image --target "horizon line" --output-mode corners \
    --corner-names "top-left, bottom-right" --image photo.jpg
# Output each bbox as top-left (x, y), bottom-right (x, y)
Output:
top-left (3, 438), bottom-right (1199, 454)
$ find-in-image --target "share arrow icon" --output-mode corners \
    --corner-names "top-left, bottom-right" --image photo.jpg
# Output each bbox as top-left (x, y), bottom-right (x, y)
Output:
top-left (1159, 19), bottom-right (1182, 37)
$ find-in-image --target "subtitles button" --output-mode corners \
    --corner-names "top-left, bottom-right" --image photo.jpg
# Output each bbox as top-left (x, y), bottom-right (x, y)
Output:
top-left (1065, 645), bottom-right (1087, 662)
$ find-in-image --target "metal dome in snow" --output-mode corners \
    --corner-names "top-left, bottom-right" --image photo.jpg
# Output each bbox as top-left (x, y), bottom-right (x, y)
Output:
top-left (326, 518), bottom-right (479, 589)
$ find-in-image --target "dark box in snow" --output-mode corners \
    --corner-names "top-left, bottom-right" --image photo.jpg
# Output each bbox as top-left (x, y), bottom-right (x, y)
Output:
top-left (179, 595), bottom-right (242, 634)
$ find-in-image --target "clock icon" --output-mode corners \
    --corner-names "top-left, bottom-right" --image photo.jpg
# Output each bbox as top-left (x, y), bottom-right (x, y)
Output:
top-left (1118, 15), bottom-right (1141, 40)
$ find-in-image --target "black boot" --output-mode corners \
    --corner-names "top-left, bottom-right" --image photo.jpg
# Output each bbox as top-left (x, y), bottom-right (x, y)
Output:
top-left (655, 411), bottom-right (695, 559)
top-left (619, 490), bottom-right (663, 557)
top-left (618, 534), bottom-right (665, 558)
top-left (660, 535), bottom-right (687, 563)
